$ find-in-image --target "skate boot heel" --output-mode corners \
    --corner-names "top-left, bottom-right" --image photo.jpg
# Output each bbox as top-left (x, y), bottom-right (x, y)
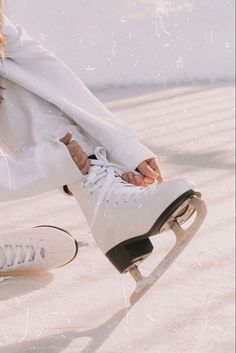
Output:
top-left (106, 238), bottom-right (153, 273)
top-left (151, 190), bottom-right (198, 236)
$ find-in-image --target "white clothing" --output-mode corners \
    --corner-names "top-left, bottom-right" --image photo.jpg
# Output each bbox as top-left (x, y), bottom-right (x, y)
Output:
top-left (0, 78), bottom-right (95, 201)
top-left (0, 15), bottom-right (156, 202)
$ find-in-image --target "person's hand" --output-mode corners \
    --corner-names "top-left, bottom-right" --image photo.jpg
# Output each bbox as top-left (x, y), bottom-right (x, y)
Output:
top-left (121, 158), bottom-right (163, 187)
top-left (0, 86), bottom-right (5, 104)
top-left (60, 132), bottom-right (91, 175)
top-left (137, 158), bottom-right (163, 184)
top-left (121, 171), bottom-right (148, 187)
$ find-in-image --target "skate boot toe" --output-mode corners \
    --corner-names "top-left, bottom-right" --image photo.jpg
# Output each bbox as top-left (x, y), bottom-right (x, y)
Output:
top-left (0, 226), bottom-right (78, 274)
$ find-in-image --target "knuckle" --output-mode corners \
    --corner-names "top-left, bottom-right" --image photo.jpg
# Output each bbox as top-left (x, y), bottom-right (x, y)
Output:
top-left (82, 153), bottom-right (88, 163)
top-left (69, 144), bottom-right (76, 153)
top-left (81, 160), bottom-right (90, 174)
top-left (82, 151), bottom-right (87, 159)
top-left (84, 160), bottom-right (90, 170)
top-left (77, 147), bottom-right (84, 156)
top-left (78, 155), bottom-right (87, 168)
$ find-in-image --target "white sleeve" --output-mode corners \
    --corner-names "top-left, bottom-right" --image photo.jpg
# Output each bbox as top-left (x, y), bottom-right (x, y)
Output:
top-left (1, 15), bottom-right (156, 171)
top-left (0, 140), bottom-right (83, 202)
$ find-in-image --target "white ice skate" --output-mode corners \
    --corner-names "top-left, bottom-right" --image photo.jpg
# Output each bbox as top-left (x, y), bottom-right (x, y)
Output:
top-left (0, 226), bottom-right (78, 274)
top-left (69, 147), bottom-right (207, 304)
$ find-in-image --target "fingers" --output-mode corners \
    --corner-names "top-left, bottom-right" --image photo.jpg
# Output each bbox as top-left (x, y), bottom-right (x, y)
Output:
top-left (0, 86), bottom-right (5, 104)
top-left (59, 134), bottom-right (91, 174)
top-left (138, 158), bottom-right (163, 183)
top-left (148, 159), bottom-right (163, 183)
top-left (121, 172), bottom-right (147, 187)
top-left (60, 132), bottom-right (73, 145)
top-left (67, 141), bottom-right (90, 175)
top-left (148, 160), bottom-right (163, 182)
top-left (138, 162), bottom-right (160, 180)
top-left (80, 158), bottom-right (91, 175)
top-left (148, 158), bottom-right (161, 175)
top-left (143, 176), bottom-right (156, 185)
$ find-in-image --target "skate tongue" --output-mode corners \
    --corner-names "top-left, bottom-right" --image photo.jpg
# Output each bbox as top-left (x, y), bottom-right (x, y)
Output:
top-left (85, 146), bottom-right (143, 229)
top-left (91, 146), bottom-right (132, 175)
top-left (94, 147), bottom-right (108, 162)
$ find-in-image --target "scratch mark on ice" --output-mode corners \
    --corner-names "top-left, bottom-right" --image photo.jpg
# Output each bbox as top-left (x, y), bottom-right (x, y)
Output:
top-left (18, 308), bottom-right (30, 343)
top-left (122, 282), bottom-right (132, 325)
top-left (2, 153), bottom-right (12, 190)
top-left (0, 276), bottom-right (12, 283)
top-left (147, 313), bottom-right (155, 322)
top-left (158, 14), bottom-right (172, 37)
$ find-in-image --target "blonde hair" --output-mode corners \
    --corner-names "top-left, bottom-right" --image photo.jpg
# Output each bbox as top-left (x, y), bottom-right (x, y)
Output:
top-left (0, 0), bottom-right (6, 60)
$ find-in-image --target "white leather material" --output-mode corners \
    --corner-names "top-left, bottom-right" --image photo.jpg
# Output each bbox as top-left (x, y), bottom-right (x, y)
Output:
top-left (69, 148), bottom-right (193, 254)
top-left (0, 227), bottom-right (77, 273)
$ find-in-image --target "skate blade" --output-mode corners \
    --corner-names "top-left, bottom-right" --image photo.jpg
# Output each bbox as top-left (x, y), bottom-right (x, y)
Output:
top-left (129, 196), bottom-right (207, 305)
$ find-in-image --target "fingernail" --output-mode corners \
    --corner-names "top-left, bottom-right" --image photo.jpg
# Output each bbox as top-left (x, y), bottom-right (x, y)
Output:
top-left (144, 177), bottom-right (155, 184)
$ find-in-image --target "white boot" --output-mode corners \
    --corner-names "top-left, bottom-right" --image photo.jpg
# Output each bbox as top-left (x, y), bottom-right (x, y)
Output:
top-left (69, 147), bottom-right (201, 273)
top-left (0, 226), bottom-right (78, 274)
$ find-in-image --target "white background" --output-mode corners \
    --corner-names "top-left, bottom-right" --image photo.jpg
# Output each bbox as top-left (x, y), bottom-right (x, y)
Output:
top-left (5, 0), bottom-right (235, 87)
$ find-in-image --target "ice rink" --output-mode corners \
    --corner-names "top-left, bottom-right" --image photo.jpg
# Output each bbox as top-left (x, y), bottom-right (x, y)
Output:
top-left (0, 82), bottom-right (235, 353)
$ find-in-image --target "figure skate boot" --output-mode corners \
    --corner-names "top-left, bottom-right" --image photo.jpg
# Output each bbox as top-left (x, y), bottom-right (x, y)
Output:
top-left (69, 147), bottom-right (207, 304)
top-left (0, 226), bottom-right (78, 274)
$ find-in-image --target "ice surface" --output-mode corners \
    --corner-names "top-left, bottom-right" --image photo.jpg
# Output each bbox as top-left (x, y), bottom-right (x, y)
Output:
top-left (0, 83), bottom-right (235, 353)
top-left (0, 277), bottom-right (12, 283)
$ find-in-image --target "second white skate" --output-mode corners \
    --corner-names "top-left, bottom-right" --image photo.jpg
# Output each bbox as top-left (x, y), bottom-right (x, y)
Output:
top-left (0, 226), bottom-right (78, 274)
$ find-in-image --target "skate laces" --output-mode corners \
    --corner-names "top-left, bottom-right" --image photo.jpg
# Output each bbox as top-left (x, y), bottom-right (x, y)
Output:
top-left (0, 241), bottom-right (45, 271)
top-left (83, 147), bottom-right (143, 229)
